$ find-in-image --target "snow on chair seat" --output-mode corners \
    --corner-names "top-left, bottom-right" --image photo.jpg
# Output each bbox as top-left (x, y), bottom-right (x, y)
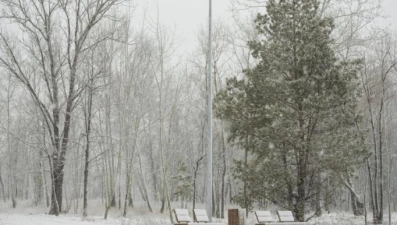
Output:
top-left (192, 209), bottom-right (224, 225)
top-left (276, 211), bottom-right (307, 225)
top-left (174, 209), bottom-right (193, 225)
top-left (174, 209), bottom-right (223, 225)
top-left (193, 209), bottom-right (210, 223)
top-left (255, 211), bottom-right (274, 223)
top-left (254, 211), bottom-right (280, 225)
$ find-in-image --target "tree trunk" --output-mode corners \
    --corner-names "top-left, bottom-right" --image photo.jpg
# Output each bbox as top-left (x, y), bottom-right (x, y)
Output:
top-left (7, 74), bottom-right (16, 209)
top-left (0, 170), bottom-right (5, 202)
top-left (315, 171), bottom-right (322, 217)
top-left (296, 155), bottom-right (306, 222)
top-left (118, 180), bottom-right (121, 209)
top-left (324, 177), bottom-right (330, 213)
top-left (104, 205), bottom-right (110, 219)
top-left (344, 175), bottom-right (364, 216)
top-left (148, 139), bottom-right (158, 202)
top-left (193, 122), bottom-right (206, 209)
top-left (83, 82), bottom-right (93, 218)
top-left (212, 184), bottom-right (216, 217)
top-left (244, 137), bottom-right (249, 217)
top-left (351, 192), bottom-right (364, 216)
top-left (129, 192), bottom-right (134, 208)
top-left (193, 168), bottom-right (198, 209)
top-left (48, 59), bottom-right (75, 215)
top-left (49, 161), bottom-right (64, 215)
top-left (43, 159), bottom-right (49, 208)
top-left (110, 194), bottom-right (116, 207)
top-left (160, 194), bottom-right (165, 213)
top-left (221, 154), bottom-right (226, 218)
top-left (137, 149), bottom-right (152, 212)
top-left (123, 185), bottom-right (129, 217)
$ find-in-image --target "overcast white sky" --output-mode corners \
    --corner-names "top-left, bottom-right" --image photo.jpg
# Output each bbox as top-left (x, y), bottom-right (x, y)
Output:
top-left (382, 0), bottom-right (397, 29)
top-left (135, 0), bottom-right (397, 53)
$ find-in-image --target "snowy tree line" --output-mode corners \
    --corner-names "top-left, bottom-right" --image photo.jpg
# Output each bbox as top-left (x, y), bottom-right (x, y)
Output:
top-left (0, 0), bottom-right (396, 224)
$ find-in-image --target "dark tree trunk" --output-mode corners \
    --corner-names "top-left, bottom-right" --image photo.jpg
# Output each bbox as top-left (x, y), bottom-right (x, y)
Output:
top-left (194, 122), bottom-right (206, 209)
top-left (221, 131), bottom-right (226, 218)
top-left (193, 156), bottom-right (204, 209)
top-left (315, 171), bottom-right (322, 217)
top-left (296, 181), bottom-right (306, 222)
top-left (351, 191), bottom-right (364, 216)
top-left (295, 151), bottom-right (307, 222)
top-left (213, 179), bottom-right (219, 217)
top-left (110, 194), bottom-right (116, 207)
top-left (160, 194), bottom-right (165, 213)
top-left (324, 177), bottom-right (330, 213)
top-left (229, 179), bottom-right (233, 204)
top-left (145, 196), bottom-right (152, 212)
top-left (123, 191), bottom-right (128, 217)
top-left (344, 175), bottom-right (364, 216)
top-left (104, 205), bottom-right (110, 219)
top-left (128, 193), bottom-right (134, 207)
top-left (12, 195), bottom-right (16, 208)
top-left (49, 161), bottom-right (64, 215)
top-left (48, 70), bottom-right (74, 215)
top-left (212, 184), bottom-right (216, 216)
top-left (118, 184), bottom-right (121, 209)
top-left (244, 137), bottom-right (249, 217)
top-left (0, 172), bottom-right (5, 202)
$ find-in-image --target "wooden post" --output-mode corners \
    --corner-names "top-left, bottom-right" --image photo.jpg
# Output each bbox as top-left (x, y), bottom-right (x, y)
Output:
top-left (228, 209), bottom-right (245, 225)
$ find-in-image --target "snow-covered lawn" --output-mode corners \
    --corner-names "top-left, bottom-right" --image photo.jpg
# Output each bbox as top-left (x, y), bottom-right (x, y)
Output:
top-left (244, 211), bottom-right (397, 225)
top-left (4, 211), bottom-right (397, 225)
top-left (0, 212), bottom-right (171, 225)
top-left (0, 200), bottom-right (172, 225)
top-left (0, 213), bottom-right (122, 225)
top-left (1, 201), bottom-right (397, 225)
top-left (0, 212), bottom-right (389, 225)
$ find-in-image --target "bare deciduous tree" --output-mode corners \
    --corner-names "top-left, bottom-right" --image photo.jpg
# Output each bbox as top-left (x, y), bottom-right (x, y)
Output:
top-left (361, 31), bottom-right (397, 224)
top-left (0, 0), bottom-right (121, 215)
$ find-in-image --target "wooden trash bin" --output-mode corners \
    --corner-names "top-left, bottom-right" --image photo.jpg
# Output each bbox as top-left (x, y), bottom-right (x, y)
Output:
top-left (228, 209), bottom-right (245, 225)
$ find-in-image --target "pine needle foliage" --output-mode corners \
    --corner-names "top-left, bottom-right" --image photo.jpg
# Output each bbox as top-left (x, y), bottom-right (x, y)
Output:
top-left (215, 0), bottom-right (368, 221)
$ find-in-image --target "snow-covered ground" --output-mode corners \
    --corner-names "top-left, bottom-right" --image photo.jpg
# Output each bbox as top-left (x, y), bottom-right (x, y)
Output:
top-left (5, 211), bottom-right (397, 225)
top-left (0, 214), bottom-right (122, 225)
top-left (1, 201), bottom-right (397, 225)
top-left (0, 211), bottom-right (171, 225)
top-left (2, 212), bottom-right (393, 225)
top-left (0, 200), bottom-right (172, 225)
top-left (2, 211), bottom-right (397, 225)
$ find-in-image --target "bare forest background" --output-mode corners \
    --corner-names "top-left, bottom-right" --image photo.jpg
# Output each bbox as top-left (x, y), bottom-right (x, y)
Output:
top-left (0, 0), bottom-right (396, 224)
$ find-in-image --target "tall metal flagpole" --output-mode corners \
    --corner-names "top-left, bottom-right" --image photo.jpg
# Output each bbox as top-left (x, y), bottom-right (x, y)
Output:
top-left (206, 0), bottom-right (213, 222)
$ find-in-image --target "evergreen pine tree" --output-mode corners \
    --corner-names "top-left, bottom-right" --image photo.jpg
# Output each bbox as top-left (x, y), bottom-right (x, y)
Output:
top-left (215, 0), bottom-right (367, 221)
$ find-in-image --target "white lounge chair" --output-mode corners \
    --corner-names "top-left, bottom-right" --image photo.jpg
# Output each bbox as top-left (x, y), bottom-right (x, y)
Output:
top-left (193, 209), bottom-right (223, 225)
top-left (276, 211), bottom-right (307, 225)
top-left (174, 209), bottom-right (193, 225)
top-left (255, 211), bottom-right (279, 225)
top-left (174, 209), bottom-right (223, 225)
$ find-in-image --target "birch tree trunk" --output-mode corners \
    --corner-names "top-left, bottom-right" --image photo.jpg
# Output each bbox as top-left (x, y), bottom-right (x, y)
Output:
top-left (6, 74), bottom-right (16, 208)
top-left (82, 54), bottom-right (94, 218)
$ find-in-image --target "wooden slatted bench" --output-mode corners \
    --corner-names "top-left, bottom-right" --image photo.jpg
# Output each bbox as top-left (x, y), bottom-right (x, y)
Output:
top-left (276, 211), bottom-right (307, 225)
